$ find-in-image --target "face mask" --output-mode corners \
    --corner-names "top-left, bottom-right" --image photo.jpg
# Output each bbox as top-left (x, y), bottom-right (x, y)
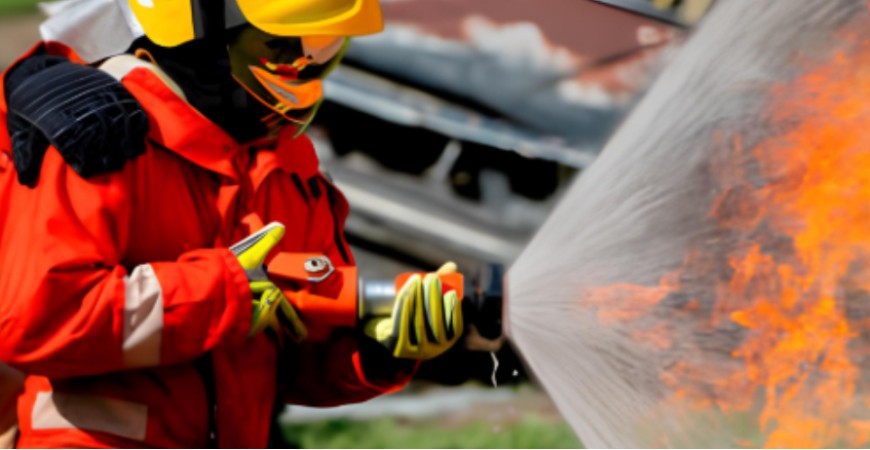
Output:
top-left (227, 25), bottom-right (348, 134)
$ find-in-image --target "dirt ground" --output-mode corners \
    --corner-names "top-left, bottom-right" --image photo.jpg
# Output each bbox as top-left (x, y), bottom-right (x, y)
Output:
top-left (0, 14), bottom-right (41, 68)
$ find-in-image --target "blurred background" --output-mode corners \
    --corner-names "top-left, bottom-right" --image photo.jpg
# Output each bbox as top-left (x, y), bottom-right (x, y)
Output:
top-left (0, 0), bottom-right (712, 447)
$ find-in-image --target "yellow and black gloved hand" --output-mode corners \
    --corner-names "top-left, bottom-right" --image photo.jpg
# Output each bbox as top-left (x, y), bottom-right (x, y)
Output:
top-left (231, 223), bottom-right (307, 342)
top-left (365, 262), bottom-right (464, 360)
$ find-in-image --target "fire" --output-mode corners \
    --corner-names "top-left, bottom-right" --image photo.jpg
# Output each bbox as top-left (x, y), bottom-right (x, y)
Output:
top-left (579, 25), bottom-right (870, 448)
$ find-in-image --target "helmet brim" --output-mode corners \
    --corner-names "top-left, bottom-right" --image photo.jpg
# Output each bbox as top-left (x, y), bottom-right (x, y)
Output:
top-left (236, 0), bottom-right (383, 37)
top-left (129, 0), bottom-right (384, 48)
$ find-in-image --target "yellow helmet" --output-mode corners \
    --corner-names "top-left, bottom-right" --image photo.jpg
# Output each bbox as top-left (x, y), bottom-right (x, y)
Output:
top-left (128, 0), bottom-right (384, 47)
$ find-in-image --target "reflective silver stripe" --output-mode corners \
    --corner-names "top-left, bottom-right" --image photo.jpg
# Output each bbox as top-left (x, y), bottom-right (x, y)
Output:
top-left (31, 392), bottom-right (147, 441)
top-left (225, 0), bottom-right (247, 29)
top-left (123, 264), bottom-right (163, 368)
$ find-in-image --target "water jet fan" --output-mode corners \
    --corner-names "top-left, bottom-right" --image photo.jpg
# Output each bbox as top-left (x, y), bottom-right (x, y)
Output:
top-left (506, 0), bottom-right (870, 447)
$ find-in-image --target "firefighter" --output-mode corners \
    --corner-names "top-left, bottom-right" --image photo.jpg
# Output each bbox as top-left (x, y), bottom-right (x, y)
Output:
top-left (0, 0), bottom-right (463, 447)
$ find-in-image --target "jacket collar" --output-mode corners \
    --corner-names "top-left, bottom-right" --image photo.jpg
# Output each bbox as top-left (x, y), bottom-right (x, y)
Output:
top-left (119, 61), bottom-right (246, 181)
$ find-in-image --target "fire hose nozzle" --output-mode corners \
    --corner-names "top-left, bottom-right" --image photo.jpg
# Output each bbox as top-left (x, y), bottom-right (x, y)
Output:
top-left (359, 263), bottom-right (505, 340)
top-left (264, 251), bottom-right (504, 341)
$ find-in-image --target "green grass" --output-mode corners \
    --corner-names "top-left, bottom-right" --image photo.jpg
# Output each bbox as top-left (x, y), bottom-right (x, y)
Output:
top-left (282, 416), bottom-right (583, 449)
top-left (0, 0), bottom-right (40, 15)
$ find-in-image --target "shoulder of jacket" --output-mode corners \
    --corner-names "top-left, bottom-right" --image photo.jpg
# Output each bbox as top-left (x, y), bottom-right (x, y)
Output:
top-left (270, 131), bottom-right (321, 176)
top-left (99, 55), bottom-right (187, 101)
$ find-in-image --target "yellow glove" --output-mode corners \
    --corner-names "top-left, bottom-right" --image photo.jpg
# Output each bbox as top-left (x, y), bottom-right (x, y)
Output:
top-left (230, 223), bottom-right (307, 341)
top-left (365, 262), bottom-right (464, 360)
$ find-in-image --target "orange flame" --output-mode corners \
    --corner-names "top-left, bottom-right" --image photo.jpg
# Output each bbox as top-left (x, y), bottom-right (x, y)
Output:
top-left (578, 26), bottom-right (870, 448)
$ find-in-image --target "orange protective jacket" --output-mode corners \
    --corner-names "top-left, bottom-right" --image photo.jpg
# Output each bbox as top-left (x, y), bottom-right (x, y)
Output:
top-left (0, 44), bottom-right (414, 449)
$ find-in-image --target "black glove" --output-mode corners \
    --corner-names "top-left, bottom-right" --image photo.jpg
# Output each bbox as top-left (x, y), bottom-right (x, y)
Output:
top-left (5, 55), bottom-right (149, 187)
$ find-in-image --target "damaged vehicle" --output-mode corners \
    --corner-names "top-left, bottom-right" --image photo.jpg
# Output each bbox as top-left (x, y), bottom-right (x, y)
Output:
top-left (311, 0), bottom-right (708, 270)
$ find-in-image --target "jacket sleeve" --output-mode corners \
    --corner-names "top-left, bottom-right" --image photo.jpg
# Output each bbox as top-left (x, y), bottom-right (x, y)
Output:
top-left (279, 328), bottom-right (417, 407)
top-left (252, 158), bottom-right (416, 406)
top-left (0, 149), bottom-right (252, 379)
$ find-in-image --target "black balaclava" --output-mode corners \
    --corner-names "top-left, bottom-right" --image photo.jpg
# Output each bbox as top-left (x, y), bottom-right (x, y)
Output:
top-left (128, 0), bottom-right (272, 144)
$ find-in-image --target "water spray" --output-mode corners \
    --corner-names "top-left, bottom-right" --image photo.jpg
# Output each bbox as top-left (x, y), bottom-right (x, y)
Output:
top-left (506, 0), bottom-right (870, 447)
